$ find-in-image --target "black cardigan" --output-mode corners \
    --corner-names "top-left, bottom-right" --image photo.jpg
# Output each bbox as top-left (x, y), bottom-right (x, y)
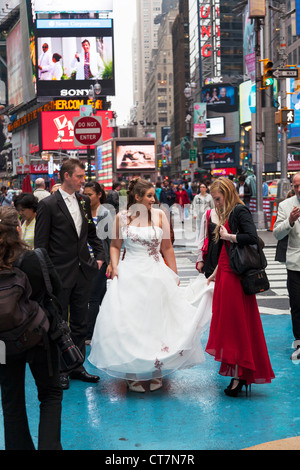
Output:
top-left (228, 204), bottom-right (258, 246)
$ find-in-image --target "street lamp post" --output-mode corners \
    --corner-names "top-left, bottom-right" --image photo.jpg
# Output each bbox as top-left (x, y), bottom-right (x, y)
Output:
top-left (87, 80), bottom-right (102, 181)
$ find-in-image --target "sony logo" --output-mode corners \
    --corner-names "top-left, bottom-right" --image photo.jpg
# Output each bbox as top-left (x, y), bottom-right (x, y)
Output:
top-left (60, 89), bottom-right (90, 97)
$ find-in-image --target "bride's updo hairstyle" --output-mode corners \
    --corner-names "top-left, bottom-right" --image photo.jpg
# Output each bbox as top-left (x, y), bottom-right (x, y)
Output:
top-left (127, 177), bottom-right (154, 209)
top-left (0, 206), bottom-right (27, 269)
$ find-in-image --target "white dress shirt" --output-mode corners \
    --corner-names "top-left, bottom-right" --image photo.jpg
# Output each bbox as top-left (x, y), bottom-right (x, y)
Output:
top-left (59, 188), bottom-right (82, 237)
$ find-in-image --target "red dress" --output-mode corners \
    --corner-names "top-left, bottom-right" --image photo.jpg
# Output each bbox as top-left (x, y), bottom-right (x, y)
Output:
top-left (205, 221), bottom-right (275, 385)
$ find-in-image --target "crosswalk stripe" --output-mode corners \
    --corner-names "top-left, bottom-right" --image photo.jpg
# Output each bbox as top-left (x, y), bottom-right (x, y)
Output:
top-left (174, 246), bottom-right (290, 316)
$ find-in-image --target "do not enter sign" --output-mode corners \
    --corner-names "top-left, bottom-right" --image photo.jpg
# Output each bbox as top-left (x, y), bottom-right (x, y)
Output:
top-left (73, 116), bottom-right (102, 147)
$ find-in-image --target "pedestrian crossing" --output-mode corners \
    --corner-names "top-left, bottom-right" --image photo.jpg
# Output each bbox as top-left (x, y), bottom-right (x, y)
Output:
top-left (175, 247), bottom-right (290, 316)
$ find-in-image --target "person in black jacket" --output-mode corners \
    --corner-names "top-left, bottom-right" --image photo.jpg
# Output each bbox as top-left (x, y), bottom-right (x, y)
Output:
top-left (236, 175), bottom-right (252, 207)
top-left (34, 159), bottom-right (106, 390)
top-left (0, 206), bottom-right (63, 450)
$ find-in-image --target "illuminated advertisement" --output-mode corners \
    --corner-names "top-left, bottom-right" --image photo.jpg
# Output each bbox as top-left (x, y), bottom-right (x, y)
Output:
top-left (239, 80), bottom-right (253, 124)
top-left (200, 0), bottom-right (221, 68)
top-left (116, 141), bottom-right (156, 171)
top-left (202, 84), bottom-right (238, 112)
top-left (40, 110), bottom-right (114, 151)
top-left (35, 18), bottom-right (115, 97)
top-left (202, 143), bottom-right (238, 167)
top-left (206, 117), bottom-right (225, 136)
top-left (34, 0), bottom-right (113, 13)
top-left (7, 22), bottom-right (24, 107)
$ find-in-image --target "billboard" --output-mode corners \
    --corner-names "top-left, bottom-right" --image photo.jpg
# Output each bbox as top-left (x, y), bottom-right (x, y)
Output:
top-left (202, 143), bottom-right (238, 167)
top-left (34, 0), bottom-right (113, 13)
top-left (7, 22), bottom-right (24, 107)
top-left (35, 18), bottom-right (115, 98)
top-left (116, 141), bottom-right (156, 171)
top-left (206, 117), bottom-right (225, 136)
top-left (40, 110), bottom-right (114, 151)
top-left (193, 103), bottom-right (207, 138)
top-left (201, 84), bottom-right (238, 112)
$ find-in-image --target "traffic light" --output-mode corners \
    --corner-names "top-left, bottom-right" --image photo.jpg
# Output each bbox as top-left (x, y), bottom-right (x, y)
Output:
top-left (262, 59), bottom-right (274, 88)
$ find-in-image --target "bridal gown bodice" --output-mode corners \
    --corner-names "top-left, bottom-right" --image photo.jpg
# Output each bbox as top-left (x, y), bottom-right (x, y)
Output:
top-left (121, 223), bottom-right (163, 263)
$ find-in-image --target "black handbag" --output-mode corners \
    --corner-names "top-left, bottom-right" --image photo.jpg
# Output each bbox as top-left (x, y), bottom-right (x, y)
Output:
top-left (240, 268), bottom-right (270, 295)
top-left (224, 234), bottom-right (269, 296)
top-left (226, 236), bottom-right (267, 275)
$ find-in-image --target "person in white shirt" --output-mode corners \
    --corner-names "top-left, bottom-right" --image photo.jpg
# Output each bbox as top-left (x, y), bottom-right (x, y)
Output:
top-left (51, 53), bottom-right (63, 80)
top-left (38, 43), bottom-right (53, 80)
top-left (273, 172), bottom-right (300, 360)
top-left (33, 178), bottom-right (50, 202)
top-left (71, 39), bottom-right (104, 80)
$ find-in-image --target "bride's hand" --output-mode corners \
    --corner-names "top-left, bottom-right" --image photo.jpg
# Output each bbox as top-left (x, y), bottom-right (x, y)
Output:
top-left (111, 267), bottom-right (118, 279)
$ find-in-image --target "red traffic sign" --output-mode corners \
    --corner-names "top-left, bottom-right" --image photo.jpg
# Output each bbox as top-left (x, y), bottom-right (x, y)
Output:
top-left (73, 116), bottom-right (102, 147)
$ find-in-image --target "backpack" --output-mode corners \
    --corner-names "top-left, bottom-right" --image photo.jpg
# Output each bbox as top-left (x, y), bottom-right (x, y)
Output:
top-left (0, 267), bottom-right (50, 358)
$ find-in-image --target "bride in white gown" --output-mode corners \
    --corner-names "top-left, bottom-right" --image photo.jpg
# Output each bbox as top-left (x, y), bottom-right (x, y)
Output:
top-left (88, 178), bottom-right (214, 392)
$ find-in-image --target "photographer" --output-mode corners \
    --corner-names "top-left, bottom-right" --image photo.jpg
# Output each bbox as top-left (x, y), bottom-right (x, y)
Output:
top-left (0, 206), bottom-right (63, 450)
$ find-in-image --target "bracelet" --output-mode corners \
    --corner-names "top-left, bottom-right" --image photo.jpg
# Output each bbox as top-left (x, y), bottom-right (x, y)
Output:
top-left (229, 236), bottom-right (234, 243)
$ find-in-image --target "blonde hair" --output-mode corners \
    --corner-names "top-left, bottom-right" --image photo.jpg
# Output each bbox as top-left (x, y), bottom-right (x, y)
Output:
top-left (210, 177), bottom-right (244, 240)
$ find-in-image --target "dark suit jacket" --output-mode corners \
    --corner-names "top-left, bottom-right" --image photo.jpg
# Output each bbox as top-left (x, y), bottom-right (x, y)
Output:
top-left (34, 190), bottom-right (105, 288)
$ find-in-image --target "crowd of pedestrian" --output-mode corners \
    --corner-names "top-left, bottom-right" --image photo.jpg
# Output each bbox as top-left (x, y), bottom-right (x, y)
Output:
top-left (0, 167), bottom-right (300, 450)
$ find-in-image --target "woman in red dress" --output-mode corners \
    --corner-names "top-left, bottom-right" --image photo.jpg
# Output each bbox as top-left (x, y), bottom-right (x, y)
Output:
top-left (206, 177), bottom-right (275, 397)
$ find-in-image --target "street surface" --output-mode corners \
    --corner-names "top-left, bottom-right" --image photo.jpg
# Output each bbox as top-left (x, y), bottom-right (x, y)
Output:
top-left (0, 216), bottom-right (296, 452)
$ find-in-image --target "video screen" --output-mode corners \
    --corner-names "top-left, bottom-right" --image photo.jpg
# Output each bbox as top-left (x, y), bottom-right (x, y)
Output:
top-left (202, 84), bottom-right (238, 113)
top-left (35, 18), bottom-right (115, 97)
top-left (116, 143), bottom-right (156, 170)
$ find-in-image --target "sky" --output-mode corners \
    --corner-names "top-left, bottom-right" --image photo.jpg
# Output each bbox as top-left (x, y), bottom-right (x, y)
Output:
top-left (110, 0), bottom-right (136, 125)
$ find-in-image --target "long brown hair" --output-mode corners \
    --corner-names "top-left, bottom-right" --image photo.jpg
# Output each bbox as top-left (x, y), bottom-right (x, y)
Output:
top-left (127, 177), bottom-right (154, 209)
top-left (210, 177), bottom-right (244, 240)
top-left (0, 207), bottom-right (28, 269)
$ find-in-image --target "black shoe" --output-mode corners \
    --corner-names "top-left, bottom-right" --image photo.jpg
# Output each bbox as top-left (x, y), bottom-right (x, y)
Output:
top-left (224, 379), bottom-right (250, 397)
top-left (60, 375), bottom-right (70, 390)
top-left (70, 369), bottom-right (100, 383)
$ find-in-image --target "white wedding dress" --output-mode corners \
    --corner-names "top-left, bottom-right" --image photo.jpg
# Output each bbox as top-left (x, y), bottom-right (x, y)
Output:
top-left (88, 212), bottom-right (214, 381)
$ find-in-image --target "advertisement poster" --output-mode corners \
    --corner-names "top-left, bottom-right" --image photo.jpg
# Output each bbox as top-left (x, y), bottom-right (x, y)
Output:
top-left (116, 143), bottom-right (156, 170)
top-left (194, 103), bottom-right (207, 138)
top-left (40, 110), bottom-right (113, 150)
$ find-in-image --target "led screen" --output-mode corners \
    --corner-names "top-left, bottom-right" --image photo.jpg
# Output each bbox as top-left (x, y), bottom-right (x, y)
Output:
top-left (34, 0), bottom-right (113, 13)
top-left (201, 84), bottom-right (238, 113)
top-left (116, 143), bottom-right (156, 171)
top-left (36, 18), bottom-right (114, 98)
top-left (40, 110), bottom-right (114, 151)
top-left (206, 117), bottom-right (225, 136)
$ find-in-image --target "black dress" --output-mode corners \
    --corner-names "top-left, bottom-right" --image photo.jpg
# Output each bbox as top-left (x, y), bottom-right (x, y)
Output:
top-left (202, 218), bottom-right (222, 278)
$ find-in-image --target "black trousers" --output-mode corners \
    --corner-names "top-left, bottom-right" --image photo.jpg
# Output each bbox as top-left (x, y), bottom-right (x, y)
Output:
top-left (287, 270), bottom-right (300, 340)
top-left (0, 342), bottom-right (62, 450)
top-left (57, 267), bottom-right (93, 373)
top-left (87, 262), bottom-right (107, 340)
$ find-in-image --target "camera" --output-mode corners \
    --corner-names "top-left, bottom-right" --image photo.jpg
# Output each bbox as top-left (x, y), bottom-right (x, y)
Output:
top-left (50, 319), bottom-right (84, 371)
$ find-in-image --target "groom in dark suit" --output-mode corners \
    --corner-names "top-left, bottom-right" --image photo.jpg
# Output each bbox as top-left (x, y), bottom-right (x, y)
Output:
top-left (35, 159), bottom-right (106, 389)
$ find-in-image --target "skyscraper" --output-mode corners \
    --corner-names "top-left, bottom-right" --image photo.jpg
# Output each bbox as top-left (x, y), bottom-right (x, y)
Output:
top-left (134, 0), bottom-right (162, 129)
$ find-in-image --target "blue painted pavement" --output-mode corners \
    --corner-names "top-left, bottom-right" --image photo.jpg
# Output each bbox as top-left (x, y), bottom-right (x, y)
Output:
top-left (0, 313), bottom-right (299, 451)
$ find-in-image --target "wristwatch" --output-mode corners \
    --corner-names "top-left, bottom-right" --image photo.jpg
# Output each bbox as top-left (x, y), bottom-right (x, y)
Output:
top-left (230, 236), bottom-right (234, 243)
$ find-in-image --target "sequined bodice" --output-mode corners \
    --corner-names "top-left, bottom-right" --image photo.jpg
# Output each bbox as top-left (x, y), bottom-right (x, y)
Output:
top-left (120, 211), bottom-right (163, 262)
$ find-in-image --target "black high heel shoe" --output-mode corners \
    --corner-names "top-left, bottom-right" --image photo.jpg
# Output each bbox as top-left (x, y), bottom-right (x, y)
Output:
top-left (224, 379), bottom-right (251, 397)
